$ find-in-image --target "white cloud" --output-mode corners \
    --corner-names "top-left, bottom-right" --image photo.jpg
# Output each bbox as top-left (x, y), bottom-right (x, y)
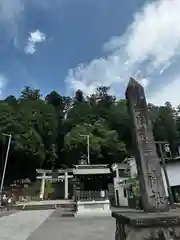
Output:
top-left (24, 30), bottom-right (46, 55)
top-left (0, 75), bottom-right (7, 96)
top-left (0, 0), bottom-right (24, 22)
top-left (0, 0), bottom-right (53, 44)
top-left (0, 0), bottom-right (24, 39)
top-left (149, 76), bottom-right (180, 107)
top-left (139, 78), bottom-right (149, 89)
top-left (65, 0), bottom-right (180, 105)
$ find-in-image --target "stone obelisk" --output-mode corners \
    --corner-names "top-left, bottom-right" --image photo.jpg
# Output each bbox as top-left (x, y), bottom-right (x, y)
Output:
top-left (125, 77), bottom-right (169, 213)
top-left (112, 78), bottom-right (180, 240)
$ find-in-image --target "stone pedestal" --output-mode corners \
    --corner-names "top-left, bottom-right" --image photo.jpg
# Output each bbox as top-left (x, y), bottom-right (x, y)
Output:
top-left (75, 199), bottom-right (111, 217)
top-left (112, 211), bottom-right (180, 239)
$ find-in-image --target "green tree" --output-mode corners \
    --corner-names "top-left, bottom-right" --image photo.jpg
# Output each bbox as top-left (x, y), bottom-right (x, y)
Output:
top-left (17, 98), bottom-right (58, 168)
top-left (153, 102), bottom-right (178, 155)
top-left (64, 121), bottom-right (127, 166)
top-left (20, 86), bottom-right (42, 100)
top-left (0, 84), bottom-right (179, 184)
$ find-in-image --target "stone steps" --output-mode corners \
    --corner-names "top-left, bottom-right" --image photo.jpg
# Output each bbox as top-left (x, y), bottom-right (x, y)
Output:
top-left (8, 204), bottom-right (76, 217)
top-left (10, 202), bottom-right (76, 216)
top-left (51, 208), bottom-right (75, 218)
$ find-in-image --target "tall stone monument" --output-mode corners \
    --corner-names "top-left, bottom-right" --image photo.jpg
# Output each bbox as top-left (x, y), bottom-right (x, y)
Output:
top-left (125, 77), bottom-right (169, 213)
top-left (112, 78), bottom-right (180, 240)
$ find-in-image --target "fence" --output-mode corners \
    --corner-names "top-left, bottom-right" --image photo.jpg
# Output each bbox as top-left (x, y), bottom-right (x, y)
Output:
top-left (75, 190), bottom-right (108, 201)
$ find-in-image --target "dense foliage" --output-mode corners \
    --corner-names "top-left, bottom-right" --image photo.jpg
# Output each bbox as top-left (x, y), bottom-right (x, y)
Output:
top-left (0, 85), bottom-right (179, 183)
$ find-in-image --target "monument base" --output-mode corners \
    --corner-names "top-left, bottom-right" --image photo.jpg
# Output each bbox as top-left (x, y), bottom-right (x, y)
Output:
top-left (75, 199), bottom-right (111, 217)
top-left (112, 211), bottom-right (180, 239)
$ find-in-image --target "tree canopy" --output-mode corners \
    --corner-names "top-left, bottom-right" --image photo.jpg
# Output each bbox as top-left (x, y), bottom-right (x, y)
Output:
top-left (0, 85), bottom-right (179, 183)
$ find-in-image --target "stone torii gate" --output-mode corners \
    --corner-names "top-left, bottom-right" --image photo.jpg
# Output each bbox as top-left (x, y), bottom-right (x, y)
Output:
top-left (36, 169), bottom-right (73, 200)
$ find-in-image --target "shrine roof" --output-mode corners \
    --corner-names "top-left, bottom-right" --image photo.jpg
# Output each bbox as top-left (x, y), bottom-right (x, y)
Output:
top-left (73, 164), bottom-right (109, 169)
top-left (36, 168), bottom-right (73, 174)
top-left (73, 164), bottom-right (110, 175)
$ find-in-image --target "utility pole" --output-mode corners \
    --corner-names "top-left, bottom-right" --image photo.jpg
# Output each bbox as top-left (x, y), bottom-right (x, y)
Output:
top-left (155, 141), bottom-right (174, 206)
top-left (80, 134), bottom-right (90, 164)
top-left (0, 134), bottom-right (12, 195)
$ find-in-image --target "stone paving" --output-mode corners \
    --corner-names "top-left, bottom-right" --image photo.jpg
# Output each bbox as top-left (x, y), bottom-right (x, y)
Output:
top-left (0, 210), bottom-right (115, 240)
top-left (0, 210), bottom-right (18, 218)
top-left (0, 210), bottom-right (54, 240)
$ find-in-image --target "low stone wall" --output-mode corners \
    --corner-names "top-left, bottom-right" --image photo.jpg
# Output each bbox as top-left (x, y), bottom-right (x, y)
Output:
top-left (112, 211), bottom-right (180, 240)
top-left (75, 199), bottom-right (111, 217)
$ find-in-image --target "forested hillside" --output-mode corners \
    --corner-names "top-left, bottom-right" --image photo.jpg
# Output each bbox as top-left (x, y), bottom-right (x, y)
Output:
top-left (0, 86), bottom-right (179, 182)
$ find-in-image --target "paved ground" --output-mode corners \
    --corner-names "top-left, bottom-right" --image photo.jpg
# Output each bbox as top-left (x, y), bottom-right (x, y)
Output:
top-left (0, 210), bottom-right (18, 218)
top-left (0, 210), bottom-right (115, 240)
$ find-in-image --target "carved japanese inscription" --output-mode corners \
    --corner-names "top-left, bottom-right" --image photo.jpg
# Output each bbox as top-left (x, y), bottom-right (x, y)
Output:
top-left (125, 78), bottom-right (169, 212)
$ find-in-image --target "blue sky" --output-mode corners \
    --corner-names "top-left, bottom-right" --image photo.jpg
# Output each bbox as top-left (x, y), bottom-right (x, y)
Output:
top-left (0, 0), bottom-right (180, 106)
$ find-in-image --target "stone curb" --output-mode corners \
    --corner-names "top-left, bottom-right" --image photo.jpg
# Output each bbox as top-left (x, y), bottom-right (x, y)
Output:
top-left (8, 204), bottom-right (76, 217)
